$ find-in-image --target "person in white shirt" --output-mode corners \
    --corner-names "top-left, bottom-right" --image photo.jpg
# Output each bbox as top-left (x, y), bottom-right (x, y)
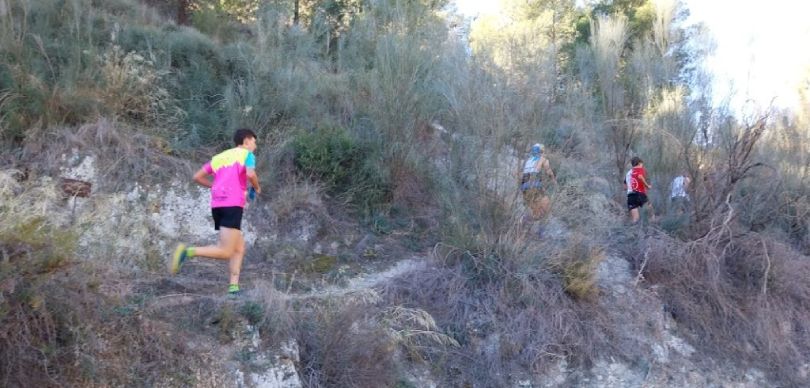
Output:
top-left (669, 170), bottom-right (690, 214)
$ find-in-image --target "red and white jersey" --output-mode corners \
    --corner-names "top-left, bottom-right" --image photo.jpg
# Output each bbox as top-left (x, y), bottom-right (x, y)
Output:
top-left (625, 166), bottom-right (647, 194)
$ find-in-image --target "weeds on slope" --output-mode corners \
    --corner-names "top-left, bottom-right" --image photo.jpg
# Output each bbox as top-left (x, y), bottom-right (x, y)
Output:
top-left (0, 171), bottom-right (207, 387)
top-left (294, 291), bottom-right (458, 388)
top-left (627, 206), bottom-right (810, 385)
top-left (377, 165), bottom-right (645, 386)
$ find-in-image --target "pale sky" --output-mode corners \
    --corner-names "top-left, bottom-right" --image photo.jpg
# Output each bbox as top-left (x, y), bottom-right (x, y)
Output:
top-left (454, 0), bottom-right (810, 114)
top-left (685, 0), bottom-right (810, 114)
top-left (454, 0), bottom-right (502, 17)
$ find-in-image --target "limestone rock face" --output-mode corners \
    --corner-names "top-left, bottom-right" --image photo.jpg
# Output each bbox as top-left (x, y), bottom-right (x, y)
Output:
top-left (234, 328), bottom-right (301, 388)
top-left (61, 153), bottom-right (259, 269)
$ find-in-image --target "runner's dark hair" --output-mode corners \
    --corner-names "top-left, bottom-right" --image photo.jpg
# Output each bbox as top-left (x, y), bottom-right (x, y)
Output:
top-left (233, 128), bottom-right (257, 146)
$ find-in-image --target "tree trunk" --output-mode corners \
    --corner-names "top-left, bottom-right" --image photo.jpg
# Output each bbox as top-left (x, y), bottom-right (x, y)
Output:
top-left (177, 0), bottom-right (190, 25)
top-left (294, 0), bottom-right (300, 24)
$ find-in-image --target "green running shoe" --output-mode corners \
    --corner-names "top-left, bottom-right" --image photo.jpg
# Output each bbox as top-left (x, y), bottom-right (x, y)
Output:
top-left (227, 284), bottom-right (242, 298)
top-left (170, 243), bottom-right (188, 274)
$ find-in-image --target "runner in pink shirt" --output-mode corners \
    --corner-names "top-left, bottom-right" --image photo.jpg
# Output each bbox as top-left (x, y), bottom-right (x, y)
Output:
top-left (170, 129), bottom-right (261, 296)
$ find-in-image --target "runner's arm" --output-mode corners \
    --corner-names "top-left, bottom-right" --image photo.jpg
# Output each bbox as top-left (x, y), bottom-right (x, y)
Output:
top-left (247, 168), bottom-right (261, 194)
top-left (543, 159), bottom-right (557, 185)
top-left (639, 174), bottom-right (652, 189)
top-left (192, 168), bottom-right (212, 188)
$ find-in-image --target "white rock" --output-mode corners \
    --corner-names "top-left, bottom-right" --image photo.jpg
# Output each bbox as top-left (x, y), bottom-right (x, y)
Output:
top-left (61, 152), bottom-right (97, 185)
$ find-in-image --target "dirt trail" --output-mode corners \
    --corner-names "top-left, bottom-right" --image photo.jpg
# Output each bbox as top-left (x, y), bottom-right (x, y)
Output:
top-left (286, 257), bottom-right (426, 300)
top-left (145, 257), bottom-right (427, 311)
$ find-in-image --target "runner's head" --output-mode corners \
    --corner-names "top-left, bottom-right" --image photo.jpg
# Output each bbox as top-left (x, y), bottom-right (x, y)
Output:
top-left (531, 143), bottom-right (543, 156)
top-left (631, 156), bottom-right (643, 167)
top-left (234, 128), bottom-right (257, 152)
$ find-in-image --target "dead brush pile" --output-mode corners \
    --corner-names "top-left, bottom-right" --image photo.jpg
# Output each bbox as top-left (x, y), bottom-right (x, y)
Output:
top-left (631, 207), bottom-right (810, 385)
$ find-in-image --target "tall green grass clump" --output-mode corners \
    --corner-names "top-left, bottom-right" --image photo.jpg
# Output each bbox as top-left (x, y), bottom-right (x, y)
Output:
top-left (116, 23), bottom-right (229, 145)
top-left (0, 0), bottom-right (234, 148)
top-left (221, 7), bottom-right (327, 135)
top-left (0, 0), bottom-right (178, 142)
top-left (0, 0), bottom-right (97, 141)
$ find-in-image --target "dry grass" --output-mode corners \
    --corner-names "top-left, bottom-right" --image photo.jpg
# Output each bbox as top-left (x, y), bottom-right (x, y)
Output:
top-left (547, 176), bottom-right (624, 233)
top-left (0, 265), bottom-right (201, 387)
top-left (389, 154), bottom-right (437, 215)
top-left (99, 44), bottom-right (183, 127)
top-left (380, 257), bottom-right (641, 387)
top-left (250, 279), bottom-right (295, 343)
top-left (548, 234), bottom-right (605, 301)
top-left (296, 299), bottom-right (398, 388)
top-left (269, 178), bottom-right (330, 224)
top-left (290, 284), bottom-right (459, 387)
top-left (1, 0), bottom-right (807, 386)
top-left (19, 119), bottom-right (190, 192)
top-left (378, 305), bottom-right (459, 362)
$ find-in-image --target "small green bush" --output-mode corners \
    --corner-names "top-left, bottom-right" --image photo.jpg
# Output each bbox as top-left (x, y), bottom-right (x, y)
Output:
top-left (239, 301), bottom-right (265, 326)
top-left (291, 127), bottom-right (391, 210)
top-left (0, 217), bottom-right (77, 276)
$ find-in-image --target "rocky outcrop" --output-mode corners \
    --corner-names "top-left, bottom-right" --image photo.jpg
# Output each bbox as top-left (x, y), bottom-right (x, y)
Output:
top-left (234, 327), bottom-right (301, 388)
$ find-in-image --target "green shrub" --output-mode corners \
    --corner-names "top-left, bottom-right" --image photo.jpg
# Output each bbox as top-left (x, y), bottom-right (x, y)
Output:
top-left (117, 24), bottom-right (165, 53)
top-left (239, 301), bottom-right (265, 326)
top-left (291, 127), bottom-right (391, 211)
top-left (221, 42), bottom-right (254, 80)
top-left (0, 217), bottom-right (77, 276)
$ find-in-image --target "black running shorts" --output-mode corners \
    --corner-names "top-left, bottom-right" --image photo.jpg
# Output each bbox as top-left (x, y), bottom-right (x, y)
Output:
top-left (212, 206), bottom-right (243, 230)
top-left (627, 192), bottom-right (648, 210)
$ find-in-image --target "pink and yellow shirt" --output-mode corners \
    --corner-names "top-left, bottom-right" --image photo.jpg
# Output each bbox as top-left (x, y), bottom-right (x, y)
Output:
top-left (202, 147), bottom-right (256, 208)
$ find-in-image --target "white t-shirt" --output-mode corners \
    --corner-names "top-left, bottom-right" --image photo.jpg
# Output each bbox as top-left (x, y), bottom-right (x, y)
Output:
top-left (671, 176), bottom-right (688, 199)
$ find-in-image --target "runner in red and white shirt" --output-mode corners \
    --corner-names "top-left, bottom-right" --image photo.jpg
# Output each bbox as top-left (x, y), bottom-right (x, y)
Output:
top-left (624, 156), bottom-right (652, 223)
